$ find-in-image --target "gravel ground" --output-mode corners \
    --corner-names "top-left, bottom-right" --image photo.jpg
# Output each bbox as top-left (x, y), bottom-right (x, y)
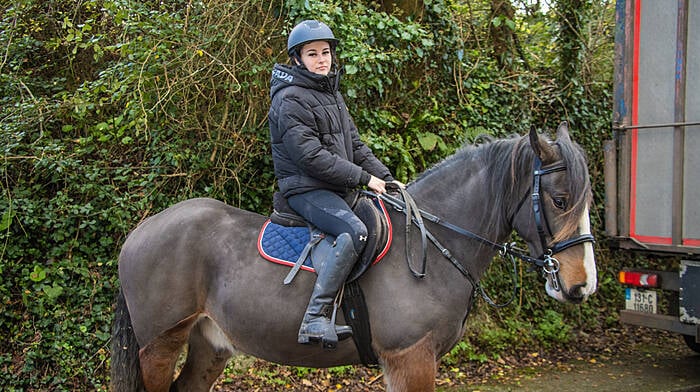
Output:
top-left (212, 326), bottom-right (699, 392)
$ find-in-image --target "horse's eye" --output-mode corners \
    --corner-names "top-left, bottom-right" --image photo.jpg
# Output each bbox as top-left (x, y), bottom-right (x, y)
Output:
top-left (552, 197), bottom-right (567, 210)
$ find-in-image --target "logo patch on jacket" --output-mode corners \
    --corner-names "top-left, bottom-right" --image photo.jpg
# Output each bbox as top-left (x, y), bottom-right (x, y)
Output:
top-left (272, 69), bottom-right (293, 83)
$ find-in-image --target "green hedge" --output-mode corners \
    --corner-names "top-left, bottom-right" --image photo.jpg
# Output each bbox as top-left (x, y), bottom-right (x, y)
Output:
top-left (1, 0), bottom-right (618, 389)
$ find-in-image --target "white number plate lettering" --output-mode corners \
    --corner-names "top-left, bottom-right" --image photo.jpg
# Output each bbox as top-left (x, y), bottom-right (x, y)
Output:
top-left (625, 288), bottom-right (657, 313)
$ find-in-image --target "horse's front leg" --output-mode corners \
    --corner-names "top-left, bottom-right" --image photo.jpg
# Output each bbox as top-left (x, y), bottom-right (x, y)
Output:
top-left (380, 334), bottom-right (438, 392)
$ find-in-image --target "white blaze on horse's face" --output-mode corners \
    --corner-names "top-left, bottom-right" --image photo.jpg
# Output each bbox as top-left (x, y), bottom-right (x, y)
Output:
top-left (546, 205), bottom-right (597, 303)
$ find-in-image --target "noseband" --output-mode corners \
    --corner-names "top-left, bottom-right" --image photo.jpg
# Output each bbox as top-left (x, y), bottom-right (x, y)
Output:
top-left (372, 155), bottom-right (595, 305)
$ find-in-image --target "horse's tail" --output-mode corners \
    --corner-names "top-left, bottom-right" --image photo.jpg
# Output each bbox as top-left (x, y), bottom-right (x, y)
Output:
top-left (110, 288), bottom-right (146, 392)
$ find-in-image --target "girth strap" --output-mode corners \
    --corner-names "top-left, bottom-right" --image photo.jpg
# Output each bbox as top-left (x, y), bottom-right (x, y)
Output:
top-left (341, 281), bottom-right (379, 367)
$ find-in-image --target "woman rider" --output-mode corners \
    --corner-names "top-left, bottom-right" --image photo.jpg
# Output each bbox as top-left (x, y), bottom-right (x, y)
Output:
top-left (268, 20), bottom-right (400, 348)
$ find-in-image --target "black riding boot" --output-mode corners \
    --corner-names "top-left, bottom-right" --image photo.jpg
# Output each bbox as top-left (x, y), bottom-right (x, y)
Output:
top-left (298, 233), bottom-right (357, 349)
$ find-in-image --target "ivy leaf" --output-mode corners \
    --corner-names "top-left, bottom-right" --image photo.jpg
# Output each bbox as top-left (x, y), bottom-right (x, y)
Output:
top-left (43, 283), bottom-right (64, 299)
top-left (417, 132), bottom-right (440, 152)
top-left (30, 266), bottom-right (46, 282)
top-left (0, 209), bottom-right (13, 230)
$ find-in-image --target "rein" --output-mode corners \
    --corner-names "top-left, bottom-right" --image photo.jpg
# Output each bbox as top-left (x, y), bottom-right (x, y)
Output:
top-left (372, 188), bottom-right (521, 307)
top-left (369, 158), bottom-right (595, 306)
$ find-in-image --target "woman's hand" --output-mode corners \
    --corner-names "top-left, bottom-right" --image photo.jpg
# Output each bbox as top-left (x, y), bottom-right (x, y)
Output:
top-left (367, 175), bottom-right (387, 194)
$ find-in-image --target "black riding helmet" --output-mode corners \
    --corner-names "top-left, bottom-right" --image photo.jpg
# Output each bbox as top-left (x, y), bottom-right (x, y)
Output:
top-left (287, 20), bottom-right (338, 69)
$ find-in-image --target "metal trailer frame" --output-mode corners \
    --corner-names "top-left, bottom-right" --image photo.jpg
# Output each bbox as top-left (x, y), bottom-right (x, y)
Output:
top-left (607, 0), bottom-right (700, 345)
top-left (606, 0), bottom-right (700, 256)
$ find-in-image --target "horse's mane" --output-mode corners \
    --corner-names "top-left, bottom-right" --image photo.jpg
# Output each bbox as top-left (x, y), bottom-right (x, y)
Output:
top-left (416, 132), bottom-right (591, 244)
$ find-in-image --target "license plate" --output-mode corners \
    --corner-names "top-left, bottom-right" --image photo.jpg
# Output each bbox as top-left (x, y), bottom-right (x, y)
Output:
top-left (625, 288), bottom-right (657, 313)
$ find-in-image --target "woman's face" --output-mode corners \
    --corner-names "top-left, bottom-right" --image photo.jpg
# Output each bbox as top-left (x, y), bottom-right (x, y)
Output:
top-left (299, 40), bottom-right (332, 75)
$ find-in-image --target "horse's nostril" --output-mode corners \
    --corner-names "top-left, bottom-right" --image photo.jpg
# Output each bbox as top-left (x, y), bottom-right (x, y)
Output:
top-left (568, 283), bottom-right (586, 300)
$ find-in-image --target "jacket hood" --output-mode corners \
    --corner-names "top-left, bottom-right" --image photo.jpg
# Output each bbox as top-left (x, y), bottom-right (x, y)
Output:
top-left (270, 63), bottom-right (341, 99)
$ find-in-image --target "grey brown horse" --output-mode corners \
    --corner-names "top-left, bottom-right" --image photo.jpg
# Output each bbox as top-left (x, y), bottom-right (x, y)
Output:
top-left (111, 122), bottom-right (596, 391)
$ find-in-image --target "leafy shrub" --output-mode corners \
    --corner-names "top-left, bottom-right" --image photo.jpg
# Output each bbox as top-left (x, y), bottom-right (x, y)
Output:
top-left (0, 0), bottom-right (616, 389)
top-left (532, 310), bottom-right (573, 348)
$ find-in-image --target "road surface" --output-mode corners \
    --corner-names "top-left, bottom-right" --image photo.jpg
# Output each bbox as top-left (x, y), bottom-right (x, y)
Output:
top-left (450, 334), bottom-right (700, 392)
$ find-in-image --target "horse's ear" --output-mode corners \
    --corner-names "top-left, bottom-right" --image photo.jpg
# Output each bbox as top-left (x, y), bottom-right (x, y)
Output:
top-left (529, 125), bottom-right (557, 162)
top-left (556, 121), bottom-right (572, 143)
top-left (528, 126), bottom-right (542, 157)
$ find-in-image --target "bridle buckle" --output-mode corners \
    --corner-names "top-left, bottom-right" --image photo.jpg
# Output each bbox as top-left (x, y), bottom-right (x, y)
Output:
top-left (542, 250), bottom-right (561, 291)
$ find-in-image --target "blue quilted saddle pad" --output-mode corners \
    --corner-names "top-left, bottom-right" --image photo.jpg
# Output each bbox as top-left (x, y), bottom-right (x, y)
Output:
top-left (257, 222), bottom-right (317, 272)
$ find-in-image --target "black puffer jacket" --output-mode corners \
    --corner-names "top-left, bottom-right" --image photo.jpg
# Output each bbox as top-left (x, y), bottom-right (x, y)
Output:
top-left (269, 63), bottom-right (394, 198)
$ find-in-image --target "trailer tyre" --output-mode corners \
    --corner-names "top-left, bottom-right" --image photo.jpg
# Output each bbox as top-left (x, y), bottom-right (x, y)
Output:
top-left (682, 334), bottom-right (700, 354)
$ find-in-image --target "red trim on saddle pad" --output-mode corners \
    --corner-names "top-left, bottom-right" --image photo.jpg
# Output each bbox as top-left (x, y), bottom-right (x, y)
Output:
top-left (256, 195), bottom-right (393, 274)
top-left (373, 197), bottom-right (393, 263)
top-left (257, 220), bottom-right (318, 273)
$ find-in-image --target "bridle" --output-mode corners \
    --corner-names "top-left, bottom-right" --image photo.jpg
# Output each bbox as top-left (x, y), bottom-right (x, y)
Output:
top-left (526, 156), bottom-right (596, 291)
top-left (371, 156), bottom-right (595, 306)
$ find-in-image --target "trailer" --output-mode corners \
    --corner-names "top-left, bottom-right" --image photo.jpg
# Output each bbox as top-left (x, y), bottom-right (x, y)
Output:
top-left (606, 0), bottom-right (700, 352)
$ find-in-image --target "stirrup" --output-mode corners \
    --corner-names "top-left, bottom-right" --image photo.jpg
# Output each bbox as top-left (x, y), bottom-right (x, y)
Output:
top-left (324, 297), bottom-right (350, 348)
top-left (297, 324), bottom-right (352, 347)
top-left (297, 323), bottom-right (353, 347)
top-left (298, 293), bottom-right (353, 348)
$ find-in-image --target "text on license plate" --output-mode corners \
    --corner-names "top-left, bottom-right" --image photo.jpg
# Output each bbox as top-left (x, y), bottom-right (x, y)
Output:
top-left (625, 288), bottom-right (657, 313)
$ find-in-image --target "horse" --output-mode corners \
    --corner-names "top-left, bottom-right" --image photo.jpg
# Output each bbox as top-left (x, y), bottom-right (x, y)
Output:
top-left (110, 121), bottom-right (596, 392)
